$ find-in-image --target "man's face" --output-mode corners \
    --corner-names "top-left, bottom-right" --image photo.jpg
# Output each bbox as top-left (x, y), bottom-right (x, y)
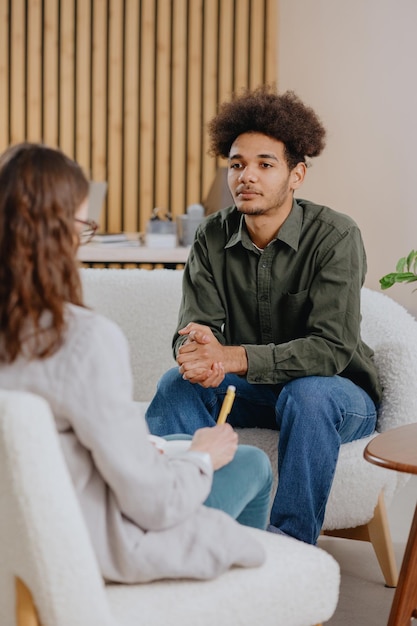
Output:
top-left (227, 132), bottom-right (298, 216)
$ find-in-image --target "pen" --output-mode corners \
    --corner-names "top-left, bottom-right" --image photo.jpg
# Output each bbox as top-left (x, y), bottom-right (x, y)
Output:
top-left (217, 385), bottom-right (236, 424)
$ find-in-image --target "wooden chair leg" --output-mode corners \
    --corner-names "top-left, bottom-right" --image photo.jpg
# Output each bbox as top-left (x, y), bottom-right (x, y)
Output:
top-left (367, 492), bottom-right (399, 588)
top-left (322, 491), bottom-right (398, 587)
top-left (15, 577), bottom-right (41, 626)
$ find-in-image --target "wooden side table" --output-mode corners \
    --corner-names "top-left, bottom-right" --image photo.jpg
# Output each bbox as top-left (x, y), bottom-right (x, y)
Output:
top-left (364, 423), bottom-right (417, 626)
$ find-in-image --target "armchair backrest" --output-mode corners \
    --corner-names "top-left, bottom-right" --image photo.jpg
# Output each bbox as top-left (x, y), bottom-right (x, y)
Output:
top-left (0, 390), bottom-right (114, 626)
top-left (361, 287), bottom-right (417, 432)
top-left (81, 268), bottom-right (183, 402)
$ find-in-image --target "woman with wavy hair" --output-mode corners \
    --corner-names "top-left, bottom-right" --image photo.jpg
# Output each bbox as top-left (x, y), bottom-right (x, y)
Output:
top-left (0, 142), bottom-right (272, 584)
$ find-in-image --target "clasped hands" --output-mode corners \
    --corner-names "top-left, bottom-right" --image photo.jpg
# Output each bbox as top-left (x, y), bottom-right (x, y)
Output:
top-left (176, 322), bottom-right (247, 388)
top-left (177, 322), bottom-right (247, 467)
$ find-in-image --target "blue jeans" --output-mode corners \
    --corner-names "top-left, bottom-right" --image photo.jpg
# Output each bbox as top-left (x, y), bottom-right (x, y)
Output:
top-left (146, 369), bottom-right (377, 544)
top-left (165, 434), bottom-right (273, 529)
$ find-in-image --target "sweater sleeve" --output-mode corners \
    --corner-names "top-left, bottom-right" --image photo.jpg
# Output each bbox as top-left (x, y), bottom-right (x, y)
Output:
top-left (60, 310), bottom-right (214, 531)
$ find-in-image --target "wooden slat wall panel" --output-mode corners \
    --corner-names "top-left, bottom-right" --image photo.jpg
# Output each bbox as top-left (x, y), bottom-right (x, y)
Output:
top-left (90, 0), bottom-right (108, 184)
top-left (60, 0), bottom-right (75, 156)
top-left (201, 0), bottom-right (218, 199)
top-left (123, 0), bottom-right (140, 232)
top-left (9, 0), bottom-right (25, 144)
top-left (218, 0), bottom-right (234, 111)
top-left (139, 0), bottom-right (156, 230)
top-left (0, 0), bottom-right (9, 151)
top-left (27, 0), bottom-right (43, 141)
top-left (169, 0), bottom-right (187, 230)
top-left (75, 0), bottom-right (91, 171)
top-left (107, 0), bottom-right (124, 232)
top-left (265, 0), bottom-right (278, 84)
top-left (235, 0), bottom-right (250, 89)
top-left (0, 0), bottom-right (277, 233)
top-left (154, 0), bottom-right (172, 216)
top-left (43, 0), bottom-right (59, 146)
top-left (186, 0), bottom-right (203, 206)
top-left (249, 0), bottom-right (265, 89)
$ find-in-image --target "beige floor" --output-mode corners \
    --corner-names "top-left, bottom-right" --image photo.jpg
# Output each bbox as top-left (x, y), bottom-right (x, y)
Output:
top-left (319, 476), bottom-right (417, 625)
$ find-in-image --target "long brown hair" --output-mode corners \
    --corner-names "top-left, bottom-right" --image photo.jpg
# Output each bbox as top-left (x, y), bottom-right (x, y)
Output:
top-left (0, 142), bottom-right (89, 362)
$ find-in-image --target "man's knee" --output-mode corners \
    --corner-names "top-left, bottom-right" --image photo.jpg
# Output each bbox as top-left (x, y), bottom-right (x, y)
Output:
top-left (279, 376), bottom-right (333, 405)
top-left (156, 367), bottom-right (182, 392)
top-left (276, 377), bottom-right (344, 430)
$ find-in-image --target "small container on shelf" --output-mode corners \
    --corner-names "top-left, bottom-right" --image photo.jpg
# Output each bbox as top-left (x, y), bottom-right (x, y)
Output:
top-left (146, 208), bottom-right (177, 248)
top-left (176, 203), bottom-right (205, 247)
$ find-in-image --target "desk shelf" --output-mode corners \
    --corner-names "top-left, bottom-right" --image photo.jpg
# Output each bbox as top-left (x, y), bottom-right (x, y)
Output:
top-left (77, 243), bottom-right (190, 268)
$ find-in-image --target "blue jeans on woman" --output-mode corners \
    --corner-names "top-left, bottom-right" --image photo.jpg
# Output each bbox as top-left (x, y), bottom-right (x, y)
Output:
top-left (146, 370), bottom-right (377, 545)
top-left (164, 434), bottom-right (273, 529)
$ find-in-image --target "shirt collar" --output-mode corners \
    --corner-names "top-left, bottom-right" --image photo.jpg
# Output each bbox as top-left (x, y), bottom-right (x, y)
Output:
top-left (277, 199), bottom-right (302, 251)
top-left (224, 199), bottom-right (303, 252)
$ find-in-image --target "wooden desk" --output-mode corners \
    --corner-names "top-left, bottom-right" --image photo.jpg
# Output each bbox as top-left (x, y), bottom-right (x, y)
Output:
top-left (78, 242), bottom-right (190, 268)
top-left (364, 423), bottom-right (417, 626)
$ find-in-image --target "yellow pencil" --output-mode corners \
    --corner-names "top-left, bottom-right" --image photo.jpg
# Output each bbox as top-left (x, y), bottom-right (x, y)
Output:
top-left (217, 385), bottom-right (236, 424)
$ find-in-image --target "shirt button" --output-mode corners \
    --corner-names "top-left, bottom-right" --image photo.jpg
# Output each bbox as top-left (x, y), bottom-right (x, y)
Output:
top-left (260, 294), bottom-right (268, 301)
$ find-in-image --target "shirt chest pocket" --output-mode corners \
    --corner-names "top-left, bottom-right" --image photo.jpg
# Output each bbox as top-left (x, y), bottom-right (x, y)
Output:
top-left (277, 289), bottom-right (310, 341)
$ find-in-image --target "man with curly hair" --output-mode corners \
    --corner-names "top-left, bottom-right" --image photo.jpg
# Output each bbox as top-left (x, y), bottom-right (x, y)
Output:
top-left (146, 86), bottom-right (381, 545)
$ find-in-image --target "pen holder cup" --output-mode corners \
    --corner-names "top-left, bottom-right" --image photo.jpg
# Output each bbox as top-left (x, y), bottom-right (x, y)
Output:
top-left (176, 215), bottom-right (204, 247)
top-left (146, 220), bottom-right (177, 248)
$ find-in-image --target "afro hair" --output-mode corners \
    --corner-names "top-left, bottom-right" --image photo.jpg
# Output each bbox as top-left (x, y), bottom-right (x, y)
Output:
top-left (208, 85), bottom-right (326, 169)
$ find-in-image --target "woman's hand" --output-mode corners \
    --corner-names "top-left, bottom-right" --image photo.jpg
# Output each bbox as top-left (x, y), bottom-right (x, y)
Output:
top-left (190, 423), bottom-right (238, 470)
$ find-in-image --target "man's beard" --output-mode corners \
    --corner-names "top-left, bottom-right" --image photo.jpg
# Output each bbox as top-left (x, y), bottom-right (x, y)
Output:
top-left (233, 178), bottom-right (291, 217)
top-left (236, 205), bottom-right (268, 216)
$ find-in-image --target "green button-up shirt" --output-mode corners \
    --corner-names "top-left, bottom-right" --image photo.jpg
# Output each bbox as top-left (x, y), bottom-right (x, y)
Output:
top-left (174, 198), bottom-right (382, 405)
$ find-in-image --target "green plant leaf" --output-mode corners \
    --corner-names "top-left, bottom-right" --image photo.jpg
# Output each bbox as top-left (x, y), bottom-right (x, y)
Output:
top-left (412, 251), bottom-right (417, 274)
top-left (396, 256), bottom-right (407, 272)
top-left (395, 273), bottom-right (417, 283)
top-left (380, 250), bottom-right (417, 290)
top-left (380, 273), bottom-right (398, 289)
top-left (406, 250), bottom-right (417, 271)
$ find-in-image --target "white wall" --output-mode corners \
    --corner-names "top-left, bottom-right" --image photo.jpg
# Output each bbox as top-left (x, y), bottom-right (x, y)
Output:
top-left (278, 0), bottom-right (417, 317)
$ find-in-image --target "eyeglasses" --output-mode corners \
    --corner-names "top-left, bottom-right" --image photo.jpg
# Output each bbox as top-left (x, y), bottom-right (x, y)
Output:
top-left (75, 218), bottom-right (98, 245)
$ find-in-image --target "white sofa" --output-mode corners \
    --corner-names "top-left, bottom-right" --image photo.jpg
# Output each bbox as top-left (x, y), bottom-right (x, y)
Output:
top-left (80, 267), bottom-right (417, 587)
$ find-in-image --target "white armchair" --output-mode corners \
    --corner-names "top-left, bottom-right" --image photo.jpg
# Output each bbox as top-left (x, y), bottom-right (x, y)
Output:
top-left (80, 268), bottom-right (417, 588)
top-left (0, 390), bottom-right (339, 626)
top-left (237, 287), bottom-right (417, 587)
top-left (321, 287), bottom-right (417, 585)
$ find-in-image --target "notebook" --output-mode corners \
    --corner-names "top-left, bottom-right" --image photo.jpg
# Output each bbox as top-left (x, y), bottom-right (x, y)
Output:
top-left (88, 181), bottom-right (107, 229)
